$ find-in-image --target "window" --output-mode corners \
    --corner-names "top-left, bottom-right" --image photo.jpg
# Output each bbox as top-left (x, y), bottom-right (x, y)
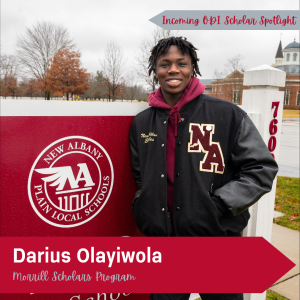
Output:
top-left (284, 89), bottom-right (290, 105)
top-left (233, 86), bottom-right (240, 104)
top-left (286, 53), bottom-right (290, 62)
top-left (293, 53), bottom-right (297, 61)
top-left (220, 86), bottom-right (222, 92)
top-left (297, 91), bottom-right (300, 106)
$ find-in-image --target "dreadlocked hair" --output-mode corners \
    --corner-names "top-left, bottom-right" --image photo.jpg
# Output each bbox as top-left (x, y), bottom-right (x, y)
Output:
top-left (148, 36), bottom-right (201, 83)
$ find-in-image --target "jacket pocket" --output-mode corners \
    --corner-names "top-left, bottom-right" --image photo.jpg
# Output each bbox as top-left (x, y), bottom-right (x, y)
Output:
top-left (210, 194), bottom-right (228, 215)
top-left (220, 209), bottom-right (251, 236)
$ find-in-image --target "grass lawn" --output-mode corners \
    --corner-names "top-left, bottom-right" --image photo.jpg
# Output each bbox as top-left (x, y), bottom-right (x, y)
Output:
top-left (274, 176), bottom-right (300, 231)
top-left (266, 290), bottom-right (288, 300)
top-left (282, 109), bottom-right (300, 118)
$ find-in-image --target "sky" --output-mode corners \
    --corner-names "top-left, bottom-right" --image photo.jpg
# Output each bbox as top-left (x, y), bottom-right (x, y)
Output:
top-left (1, 0), bottom-right (299, 84)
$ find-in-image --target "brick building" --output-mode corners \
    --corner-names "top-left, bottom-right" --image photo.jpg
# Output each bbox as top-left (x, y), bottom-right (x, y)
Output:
top-left (272, 40), bottom-right (300, 109)
top-left (202, 70), bottom-right (250, 105)
top-left (203, 40), bottom-right (300, 109)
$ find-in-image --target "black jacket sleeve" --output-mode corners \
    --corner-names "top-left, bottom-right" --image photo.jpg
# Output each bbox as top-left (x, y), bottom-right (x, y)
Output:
top-left (129, 120), bottom-right (141, 211)
top-left (212, 114), bottom-right (279, 217)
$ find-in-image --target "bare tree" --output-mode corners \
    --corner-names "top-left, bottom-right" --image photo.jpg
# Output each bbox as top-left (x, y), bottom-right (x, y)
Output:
top-left (212, 69), bottom-right (223, 98)
top-left (215, 54), bottom-right (246, 104)
top-left (0, 54), bottom-right (19, 98)
top-left (0, 54), bottom-right (19, 77)
top-left (135, 85), bottom-right (147, 102)
top-left (124, 70), bottom-right (139, 102)
top-left (101, 42), bottom-right (125, 101)
top-left (16, 21), bottom-right (74, 99)
top-left (82, 73), bottom-right (94, 100)
top-left (135, 26), bottom-right (177, 91)
top-left (223, 54), bottom-right (246, 75)
top-left (82, 71), bottom-right (106, 100)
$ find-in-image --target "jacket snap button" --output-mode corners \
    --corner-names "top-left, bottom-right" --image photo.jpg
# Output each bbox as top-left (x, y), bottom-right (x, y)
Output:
top-left (176, 207), bottom-right (180, 211)
top-left (164, 121), bottom-right (167, 124)
top-left (161, 174), bottom-right (164, 178)
top-left (176, 173), bottom-right (180, 177)
top-left (162, 208), bottom-right (165, 211)
top-left (162, 144), bottom-right (164, 147)
top-left (178, 142), bottom-right (181, 146)
top-left (181, 118), bottom-right (184, 121)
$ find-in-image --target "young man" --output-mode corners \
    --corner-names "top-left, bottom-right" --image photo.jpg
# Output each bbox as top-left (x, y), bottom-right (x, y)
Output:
top-left (129, 37), bottom-right (278, 300)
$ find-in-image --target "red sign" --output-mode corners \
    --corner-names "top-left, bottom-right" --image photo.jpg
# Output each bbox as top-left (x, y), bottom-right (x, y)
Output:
top-left (0, 114), bottom-right (148, 299)
top-left (0, 116), bottom-right (140, 237)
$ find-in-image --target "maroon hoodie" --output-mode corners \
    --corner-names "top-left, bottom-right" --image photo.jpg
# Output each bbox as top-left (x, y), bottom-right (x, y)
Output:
top-left (148, 77), bottom-right (205, 234)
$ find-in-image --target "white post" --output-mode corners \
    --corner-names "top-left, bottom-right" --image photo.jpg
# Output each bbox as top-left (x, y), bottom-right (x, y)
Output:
top-left (241, 65), bottom-right (286, 300)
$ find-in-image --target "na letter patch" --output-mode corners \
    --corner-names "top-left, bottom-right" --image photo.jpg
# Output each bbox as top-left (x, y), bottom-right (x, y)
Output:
top-left (188, 123), bottom-right (225, 174)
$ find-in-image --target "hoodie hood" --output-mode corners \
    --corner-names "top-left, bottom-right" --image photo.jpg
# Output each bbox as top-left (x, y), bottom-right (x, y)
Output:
top-left (148, 77), bottom-right (205, 111)
top-left (148, 77), bottom-right (206, 136)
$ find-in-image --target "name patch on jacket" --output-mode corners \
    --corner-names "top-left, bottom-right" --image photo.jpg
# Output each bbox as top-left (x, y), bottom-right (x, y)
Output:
top-left (141, 132), bottom-right (157, 143)
top-left (188, 123), bottom-right (225, 174)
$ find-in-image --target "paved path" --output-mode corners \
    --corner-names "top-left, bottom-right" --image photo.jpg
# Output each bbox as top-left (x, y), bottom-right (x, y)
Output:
top-left (271, 117), bottom-right (299, 299)
top-left (278, 118), bottom-right (299, 178)
top-left (269, 224), bottom-right (300, 300)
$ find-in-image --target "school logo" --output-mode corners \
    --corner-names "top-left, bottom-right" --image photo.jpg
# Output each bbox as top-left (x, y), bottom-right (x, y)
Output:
top-left (28, 136), bottom-right (114, 228)
top-left (188, 124), bottom-right (225, 174)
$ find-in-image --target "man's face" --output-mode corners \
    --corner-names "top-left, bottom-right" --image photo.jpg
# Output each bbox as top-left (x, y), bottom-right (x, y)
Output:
top-left (154, 45), bottom-right (193, 97)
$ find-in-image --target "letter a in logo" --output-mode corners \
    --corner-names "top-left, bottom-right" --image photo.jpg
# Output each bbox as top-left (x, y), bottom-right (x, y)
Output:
top-left (188, 124), bottom-right (225, 174)
top-left (35, 163), bottom-right (95, 193)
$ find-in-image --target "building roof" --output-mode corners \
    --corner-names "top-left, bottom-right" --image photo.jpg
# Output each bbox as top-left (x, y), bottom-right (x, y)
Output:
top-left (275, 65), bottom-right (300, 73)
top-left (200, 79), bottom-right (213, 85)
top-left (284, 40), bottom-right (300, 49)
top-left (249, 64), bottom-right (283, 71)
top-left (275, 40), bottom-right (283, 58)
top-left (223, 69), bottom-right (244, 79)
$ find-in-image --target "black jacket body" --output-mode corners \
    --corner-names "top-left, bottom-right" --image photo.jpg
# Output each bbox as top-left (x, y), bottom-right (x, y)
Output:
top-left (129, 94), bottom-right (278, 237)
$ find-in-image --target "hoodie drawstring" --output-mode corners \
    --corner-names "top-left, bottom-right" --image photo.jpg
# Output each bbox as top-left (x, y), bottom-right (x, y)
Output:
top-left (169, 106), bottom-right (181, 137)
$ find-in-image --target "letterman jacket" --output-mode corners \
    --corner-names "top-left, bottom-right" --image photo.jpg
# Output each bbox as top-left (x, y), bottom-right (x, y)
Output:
top-left (129, 94), bottom-right (278, 237)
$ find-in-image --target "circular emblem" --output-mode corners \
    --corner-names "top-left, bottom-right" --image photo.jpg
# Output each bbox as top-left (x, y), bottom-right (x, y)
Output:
top-left (28, 136), bottom-right (114, 228)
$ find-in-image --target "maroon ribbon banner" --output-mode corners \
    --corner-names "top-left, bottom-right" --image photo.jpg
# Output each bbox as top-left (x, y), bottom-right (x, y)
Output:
top-left (0, 237), bottom-right (295, 293)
